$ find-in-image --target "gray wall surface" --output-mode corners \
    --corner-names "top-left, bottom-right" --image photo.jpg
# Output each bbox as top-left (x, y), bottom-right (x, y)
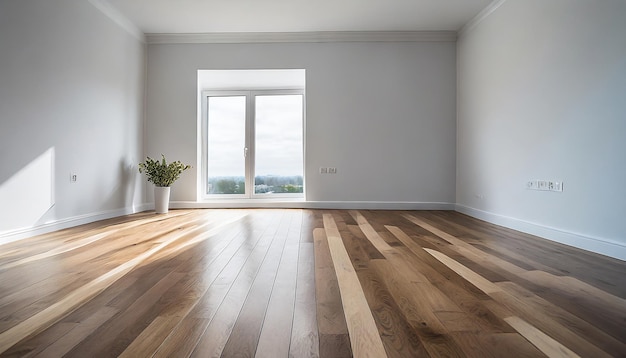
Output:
top-left (146, 41), bottom-right (457, 205)
top-left (0, 0), bottom-right (146, 237)
top-left (456, 0), bottom-right (626, 257)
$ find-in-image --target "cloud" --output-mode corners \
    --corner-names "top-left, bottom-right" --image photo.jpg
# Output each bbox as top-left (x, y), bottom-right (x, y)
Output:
top-left (207, 94), bottom-right (303, 177)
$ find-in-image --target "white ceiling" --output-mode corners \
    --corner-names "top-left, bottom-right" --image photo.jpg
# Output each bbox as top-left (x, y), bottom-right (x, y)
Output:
top-left (102, 0), bottom-right (494, 34)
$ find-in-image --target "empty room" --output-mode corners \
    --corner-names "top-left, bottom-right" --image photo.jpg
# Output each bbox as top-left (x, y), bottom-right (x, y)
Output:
top-left (0, 0), bottom-right (624, 357)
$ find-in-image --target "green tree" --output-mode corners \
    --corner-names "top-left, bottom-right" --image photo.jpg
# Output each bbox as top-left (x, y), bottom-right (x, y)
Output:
top-left (215, 179), bottom-right (244, 194)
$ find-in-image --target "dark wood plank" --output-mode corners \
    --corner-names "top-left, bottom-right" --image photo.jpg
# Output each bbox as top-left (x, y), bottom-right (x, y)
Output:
top-left (357, 268), bottom-right (428, 358)
top-left (313, 228), bottom-right (352, 358)
top-left (289, 242), bottom-right (320, 357)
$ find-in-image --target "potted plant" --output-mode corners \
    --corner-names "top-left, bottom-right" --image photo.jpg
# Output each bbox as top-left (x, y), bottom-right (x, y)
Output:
top-left (138, 155), bottom-right (191, 214)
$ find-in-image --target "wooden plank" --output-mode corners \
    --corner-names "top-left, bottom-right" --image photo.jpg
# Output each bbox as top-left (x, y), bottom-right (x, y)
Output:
top-left (1, 209), bottom-right (624, 357)
top-left (66, 272), bottom-right (185, 356)
top-left (312, 228), bottom-right (352, 358)
top-left (425, 211), bottom-right (626, 294)
top-left (323, 214), bottom-right (388, 358)
top-left (0, 216), bottom-right (221, 354)
top-left (289, 242), bottom-right (320, 357)
top-left (220, 210), bottom-right (292, 357)
top-left (491, 290), bottom-right (613, 358)
top-left (255, 210), bottom-right (302, 357)
top-left (504, 316), bottom-right (580, 358)
top-left (190, 211), bottom-right (281, 357)
top-left (497, 281), bottom-right (626, 357)
top-left (117, 316), bottom-right (180, 358)
top-left (0, 322), bottom-right (76, 357)
top-left (356, 268), bottom-right (427, 358)
top-left (402, 215), bottom-right (528, 276)
top-left (520, 270), bottom-right (626, 338)
top-left (424, 248), bottom-right (503, 295)
top-left (152, 318), bottom-right (209, 358)
top-left (35, 306), bottom-right (118, 357)
top-left (425, 248), bottom-right (612, 358)
top-left (451, 331), bottom-right (545, 358)
top-left (256, 211), bottom-right (305, 357)
top-left (368, 260), bottom-right (465, 357)
top-left (349, 211), bottom-right (394, 254)
top-left (255, 242), bottom-right (300, 357)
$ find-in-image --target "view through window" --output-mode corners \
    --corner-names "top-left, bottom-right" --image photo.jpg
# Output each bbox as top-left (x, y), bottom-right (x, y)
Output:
top-left (203, 91), bottom-right (304, 198)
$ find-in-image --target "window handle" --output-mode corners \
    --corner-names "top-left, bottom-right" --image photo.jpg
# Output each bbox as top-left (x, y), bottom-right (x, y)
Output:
top-left (244, 147), bottom-right (248, 158)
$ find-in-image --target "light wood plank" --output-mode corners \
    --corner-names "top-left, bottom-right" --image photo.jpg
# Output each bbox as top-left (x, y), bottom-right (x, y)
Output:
top-left (424, 248), bottom-right (503, 295)
top-left (504, 316), bottom-right (580, 358)
top-left (255, 211), bottom-right (302, 357)
top-left (323, 214), bottom-right (388, 358)
top-left (289, 242), bottom-right (320, 358)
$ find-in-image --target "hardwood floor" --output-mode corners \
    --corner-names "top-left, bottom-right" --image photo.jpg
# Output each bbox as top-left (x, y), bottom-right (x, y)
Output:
top-left (0, 209), bottom-right (624, 357)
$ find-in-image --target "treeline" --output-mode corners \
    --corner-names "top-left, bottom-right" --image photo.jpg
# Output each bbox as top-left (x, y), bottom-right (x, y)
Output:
top-left (208, 176), bottom-right (303, 194)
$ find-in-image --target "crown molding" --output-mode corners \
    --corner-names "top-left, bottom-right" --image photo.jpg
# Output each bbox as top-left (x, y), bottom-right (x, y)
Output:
top-left (88, 0), bottom-right (146, 43)
top-left (458, 0), bottom-right (508, 37)
top-left (146, 31), bottom-right (457, 45)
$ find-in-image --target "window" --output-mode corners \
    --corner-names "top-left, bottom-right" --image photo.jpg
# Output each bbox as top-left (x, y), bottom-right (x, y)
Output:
top-left (201, 90), bottom-right (304, 199)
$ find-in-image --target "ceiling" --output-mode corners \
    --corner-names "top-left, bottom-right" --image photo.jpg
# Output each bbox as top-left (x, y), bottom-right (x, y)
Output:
top-left (102, 0), bottom-right (494, 34)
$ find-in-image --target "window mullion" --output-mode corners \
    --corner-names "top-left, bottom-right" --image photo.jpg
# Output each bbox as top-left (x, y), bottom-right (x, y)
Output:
top-left (245, 92), bottom-right (255, 198)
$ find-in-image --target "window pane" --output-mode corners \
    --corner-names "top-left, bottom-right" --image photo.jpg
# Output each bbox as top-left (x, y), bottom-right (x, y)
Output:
top-left (207, 96), bottom-right (246, 195)
top-left (254, 95), bottom-right (303, 194)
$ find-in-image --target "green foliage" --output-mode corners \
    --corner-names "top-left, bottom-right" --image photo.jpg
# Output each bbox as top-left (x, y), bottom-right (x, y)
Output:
top-left (281, 184), bottom-right (301, 193)
top-left (214, 179), bottom-right (245, 194)
top-left (138, 155), bottom-right (191, 187)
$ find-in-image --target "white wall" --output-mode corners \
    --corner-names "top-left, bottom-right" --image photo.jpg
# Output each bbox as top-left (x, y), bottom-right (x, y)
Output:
top-left (146, 41), bottom-right (457, 207)
top-left (457, 0), bottom-right (626, 259)
top-left (0, 0), bottom-right (146, 241)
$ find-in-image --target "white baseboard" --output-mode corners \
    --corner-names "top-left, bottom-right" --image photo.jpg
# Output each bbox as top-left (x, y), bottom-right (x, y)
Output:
top-left (0, 203), bottom-right (152, 247)
top-left (169, 200), bottom-right (455, 210)
top-left (455, 204), bottom-right (626, 261)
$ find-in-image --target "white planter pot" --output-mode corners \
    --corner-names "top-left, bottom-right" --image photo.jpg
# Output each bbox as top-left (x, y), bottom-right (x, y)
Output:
top-left (154, 186), bottom-right (171, 214)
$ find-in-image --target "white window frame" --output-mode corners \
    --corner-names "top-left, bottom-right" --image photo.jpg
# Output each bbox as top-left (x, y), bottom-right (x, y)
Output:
top-left (201, 89), bottom-right (305, 200)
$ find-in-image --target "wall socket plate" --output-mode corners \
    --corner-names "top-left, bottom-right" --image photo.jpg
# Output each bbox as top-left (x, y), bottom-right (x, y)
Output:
top-left (527, 179), bottom-right (563, 192)
top-left (320, 167), bottom-right (337, 174)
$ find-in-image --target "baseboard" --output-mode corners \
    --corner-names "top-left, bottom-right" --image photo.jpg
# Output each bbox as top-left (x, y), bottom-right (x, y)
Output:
top-left (0, 203), bottom-right (152, 247)
top-left (455, 204), bottom-right (626, 261)
top-left (170, 200), bottom-right (455, 210)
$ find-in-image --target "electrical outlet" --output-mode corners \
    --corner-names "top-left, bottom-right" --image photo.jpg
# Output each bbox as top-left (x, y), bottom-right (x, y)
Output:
top-left (319, 167), bottom-right (327, 174)
top-left (328, 167), bottom-right (337, 174)
top-left (527, 179), bottom-right (563, 192)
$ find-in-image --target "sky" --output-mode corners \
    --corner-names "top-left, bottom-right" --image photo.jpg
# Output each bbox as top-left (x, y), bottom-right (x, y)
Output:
top-left (207, 94), bottom-right (303, 178)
